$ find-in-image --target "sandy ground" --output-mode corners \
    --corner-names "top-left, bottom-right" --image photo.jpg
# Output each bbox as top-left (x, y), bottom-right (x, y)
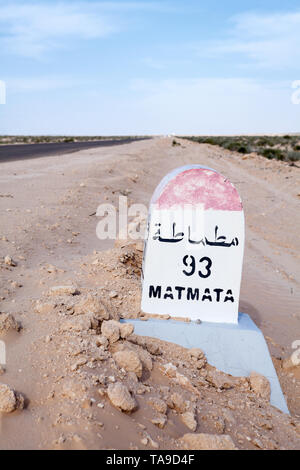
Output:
top-left (0, 137), bottom-right (299, 450)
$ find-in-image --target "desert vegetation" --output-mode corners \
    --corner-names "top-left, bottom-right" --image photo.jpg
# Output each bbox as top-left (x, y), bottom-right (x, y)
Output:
top-left (183, 135), bottom-right (300, 163)
top-left (0, 136), bottom-right (146, 145)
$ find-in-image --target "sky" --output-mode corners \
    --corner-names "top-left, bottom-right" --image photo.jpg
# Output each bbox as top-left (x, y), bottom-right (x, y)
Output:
top-left (0, 0), bottom-right (300, 135)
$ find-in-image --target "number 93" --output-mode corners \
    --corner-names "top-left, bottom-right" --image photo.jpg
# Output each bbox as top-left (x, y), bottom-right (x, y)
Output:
top-left (183, 255), bottom-right (212, 279)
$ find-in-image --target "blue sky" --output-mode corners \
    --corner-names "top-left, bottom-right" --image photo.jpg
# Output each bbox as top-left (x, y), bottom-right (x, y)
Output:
top-left (0, 0), bottom-right (300, 135)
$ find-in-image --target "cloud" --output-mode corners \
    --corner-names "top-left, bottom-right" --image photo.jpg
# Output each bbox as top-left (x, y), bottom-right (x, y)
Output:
top-left (141, 57), bottom-right (166, 70)
top-left (2, 75), bottom-right (298, 135)
top-left (93, 1), bottom-right (176, 12)
top-left (199, 10), bottom-right (300, 69)
top-left (0, 1), bottom-right (178, 58)
top-left (6, 76), bottom-right (91, 93)
top-left (129, 77), bottom-right (297, 134)
top-left (0, 2), bottom-right (118, 58)
top-left (0, 1), bottom-right (170, 59)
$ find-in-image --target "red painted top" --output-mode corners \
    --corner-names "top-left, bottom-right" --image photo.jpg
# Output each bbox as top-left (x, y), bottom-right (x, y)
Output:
top-left (155, 169), bottom-right (243, 211)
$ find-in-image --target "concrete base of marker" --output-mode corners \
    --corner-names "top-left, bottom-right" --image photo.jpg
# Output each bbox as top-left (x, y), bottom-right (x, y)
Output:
top-left (122, 313), bottom-right (289, 415)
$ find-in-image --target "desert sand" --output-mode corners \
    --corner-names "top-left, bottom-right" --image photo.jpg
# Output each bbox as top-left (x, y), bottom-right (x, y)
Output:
top-left (0, 137), bottom-right (299, 450)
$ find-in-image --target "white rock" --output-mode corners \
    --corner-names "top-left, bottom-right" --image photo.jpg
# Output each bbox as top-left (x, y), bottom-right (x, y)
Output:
top-left (113, 350), bottom-right (143, 378)
top-left (162, 363), bottom-right (177, 378)
top-left (249, 372), bottom-right (271, 401)
top-left (181, 433), bottom-right (237, 450)
top-left (35, 301), bottom-right (56, 315)
top-left (48, 285), bottom-right (78, 296)
top-left (206, 370), bottom-right (237, 390)
top-left (170, 393), bottom-right (186, 413)
top-left (0, 313), bottom-right (20, 333)
top-left (95, 335), bottom-right (109, 349)
top-left (101, 320), bottom-right (120, 343)
top-left (148, 397), bottom-right (167, 415)
top-left (181, 411), bottom-right (197, 431)
top-left (109, 291), bottom-right (118, 299)
top-left (120, 323), bottom-right (134, 339)
top-left (4, 256), bottom-right (16, 267)
top-left (151, 415), bottom-right (167, 429)
top-left (61, 316), bottom-right (93, 332)
top-left (74, 295), bottom-right (110, 320)
top-left (0, 384), bottom-right (24, 413)
top-left (107, 382), bottom-right (137, 412)
top-left (188, 348), bottom-right (205, 360)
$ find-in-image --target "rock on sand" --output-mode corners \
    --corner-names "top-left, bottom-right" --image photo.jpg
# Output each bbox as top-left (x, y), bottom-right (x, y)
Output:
top-left (181, 433), bottom-right (237, 450)
top-left (107, 382), bottom-right (137, 412)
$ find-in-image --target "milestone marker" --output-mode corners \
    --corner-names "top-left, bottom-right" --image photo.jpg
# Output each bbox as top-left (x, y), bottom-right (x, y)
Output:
top-left (130, 164), bottom-right (289, 414)
top-left (142, 165), bottom-right (245, 324)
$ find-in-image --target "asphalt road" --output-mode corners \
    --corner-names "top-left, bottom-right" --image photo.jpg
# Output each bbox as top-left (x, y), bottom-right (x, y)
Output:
top-left (0, 138), bottom-right (148, 163)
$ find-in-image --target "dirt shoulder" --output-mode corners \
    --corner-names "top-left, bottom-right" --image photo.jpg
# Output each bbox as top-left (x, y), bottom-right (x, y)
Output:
top-left (0, 137), bottom-right (299, 449)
